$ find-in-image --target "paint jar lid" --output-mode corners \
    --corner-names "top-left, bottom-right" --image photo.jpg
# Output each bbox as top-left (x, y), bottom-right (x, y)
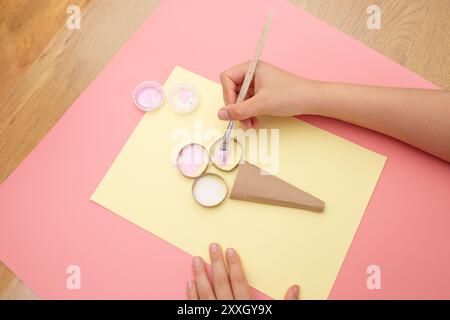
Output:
top-left (133, 81), bottom-right (164, 112)
top-left (209, 137), bottom-right (243, 171)
top-left (169, 83), bottom-right (199, 114)
top-left (176, 143), bottom-right (209, 178)
top-left (192, 173), bottom-right (228, 207)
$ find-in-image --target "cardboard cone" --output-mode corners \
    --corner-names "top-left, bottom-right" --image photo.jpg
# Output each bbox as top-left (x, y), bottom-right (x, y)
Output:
top-left (230, 162), bottom-right (325, 212)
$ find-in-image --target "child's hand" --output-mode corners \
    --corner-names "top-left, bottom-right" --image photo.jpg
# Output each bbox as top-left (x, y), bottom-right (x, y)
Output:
top-left (218, 61), bottom-right (316, 127)
top-left (187, 243), bottom-right (299, 300)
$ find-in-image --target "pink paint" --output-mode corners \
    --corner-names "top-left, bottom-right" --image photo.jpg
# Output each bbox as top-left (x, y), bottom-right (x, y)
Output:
top-left (0, 0), bottom-right (449, 299)
top-left (176, 143), bottom-right (208, 178)
top-left (179, 90), bottom-right (193, 104)
top-left (133, 81), bottom-right (164, 111)
top-left (169, 83), bottom-right (199, 113)
top-left (215, 148), bottom-right (229, 165)
top-left (210, 138), bottom-right (242, 171)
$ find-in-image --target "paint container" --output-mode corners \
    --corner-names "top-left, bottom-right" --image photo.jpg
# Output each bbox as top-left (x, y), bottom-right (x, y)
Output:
top-left (133, 81), bottom-right (164, 112)
top-left (176, 143), bottom-right (209, 178)
top-left (169, 83), bottom-right (199, 114)
top-left (209, 137), bottom-right (243, 171)
top-left (192, 173), bottom-right (228, 207)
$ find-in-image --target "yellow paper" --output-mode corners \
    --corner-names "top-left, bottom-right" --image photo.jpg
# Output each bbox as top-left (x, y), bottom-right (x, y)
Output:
top-left (91, 66), bottom-right (386, 299)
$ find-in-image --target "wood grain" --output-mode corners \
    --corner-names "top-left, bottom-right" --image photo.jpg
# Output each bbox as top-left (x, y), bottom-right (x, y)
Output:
top-left (405, 0), bottom-right (450, 89)
top-left (0, 263), bottom-right (37, 300)
top-left (0, 0), bottom-right (92, 101)
top-left (291, 0), bottom-right (430, 66)
top-left (0, 0), bottom-right (449, 299)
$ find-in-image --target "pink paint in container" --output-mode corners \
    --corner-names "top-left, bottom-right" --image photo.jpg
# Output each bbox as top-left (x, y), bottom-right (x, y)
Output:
top-left (209, 137), bottom-right (243, 171)
top-left (176, 143), bottom-right (209, 178)
top-left (132, 81), bottom-right (164, 112)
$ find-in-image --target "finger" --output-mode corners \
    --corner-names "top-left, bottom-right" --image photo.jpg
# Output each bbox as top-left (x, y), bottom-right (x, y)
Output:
top-left (284, 285), bottom-right (300, 300)
top-left (186, 281), bottom-right (199, 300)
top-left (249, 117), bottom-right (259, 128)
top-left (240, 117), bottom-right (258, 128)
top-left (241, 118), bottom-right (253, 128)
top-left (220, 73), bottom-right (238, 105)
top-left (220, 62), bottom-right (251, 105)
top-left (209, 243), bottom-right (234, 299)
top-left (226, 248), bottom-right (253, 300)
top-left (218, 96), bottom-right (261, 121)
top-left (192, 256), bottom-right (216, 300)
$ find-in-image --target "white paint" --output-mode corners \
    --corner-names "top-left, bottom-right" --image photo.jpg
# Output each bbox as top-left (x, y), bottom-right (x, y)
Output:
top-left (169, 83), bottom-right (199, 114)
top-left (192, 174), bottom-right (227, 207)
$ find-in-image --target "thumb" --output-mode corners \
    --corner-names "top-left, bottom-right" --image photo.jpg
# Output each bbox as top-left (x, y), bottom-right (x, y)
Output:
top-left (218, 96), bottom-right (261, 121)
top-left (284, 285), bottom-right (300, 300)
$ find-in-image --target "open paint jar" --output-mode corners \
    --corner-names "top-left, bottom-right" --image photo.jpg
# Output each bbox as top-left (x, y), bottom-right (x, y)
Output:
top-left (169, 83), bottom-right (199, 114)
top-left (192, 173), bottom-right (228, 207)
top-left (209, 137), bottom-right (243, 171)
top-left (132, 81), bottom-right (164, 112)
top-left (176, 143), bottom-right (209, 178)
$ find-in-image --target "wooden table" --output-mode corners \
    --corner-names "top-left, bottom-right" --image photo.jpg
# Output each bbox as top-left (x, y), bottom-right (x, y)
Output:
top-left (1, 0), bottom-right (449, 299)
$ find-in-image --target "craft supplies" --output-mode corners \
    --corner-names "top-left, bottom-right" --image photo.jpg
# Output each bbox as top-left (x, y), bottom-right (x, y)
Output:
top-left (192, 173), bottom-right (228, 207)
top-left (221, 13), bottom-right (273, 152)
top-left (230, 162), bottom-right (325, 212)
top-left (176, 143), bottom-right (209, 178)
top-left (132, 81), bottom-right (164, 112)
top-left (209, 137), bottom-right (243, 171)
top-left (169, 83), bottom-right (199, 113)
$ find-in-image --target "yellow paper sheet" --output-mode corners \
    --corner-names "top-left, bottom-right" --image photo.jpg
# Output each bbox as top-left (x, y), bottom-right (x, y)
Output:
top-left (91, 66), bottom-right (386, 299)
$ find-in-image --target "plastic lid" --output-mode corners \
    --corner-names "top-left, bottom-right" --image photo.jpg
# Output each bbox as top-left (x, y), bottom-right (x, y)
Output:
top-left (133, 81), bottom-right (164, 112)
top-left (169, 83), bottom-right (199, 114)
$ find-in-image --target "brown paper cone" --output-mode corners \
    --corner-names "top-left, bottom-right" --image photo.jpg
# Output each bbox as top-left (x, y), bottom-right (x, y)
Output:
top-left (230, 162), bottom-right (325, 212)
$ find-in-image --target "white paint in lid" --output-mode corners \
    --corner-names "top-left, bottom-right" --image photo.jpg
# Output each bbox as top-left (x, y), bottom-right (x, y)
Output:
top-left (192, 174), bottom-right (228, 207)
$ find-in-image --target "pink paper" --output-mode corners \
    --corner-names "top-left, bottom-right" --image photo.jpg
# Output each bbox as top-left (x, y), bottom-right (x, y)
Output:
top-left (0, 0), bottom-right (449, 299)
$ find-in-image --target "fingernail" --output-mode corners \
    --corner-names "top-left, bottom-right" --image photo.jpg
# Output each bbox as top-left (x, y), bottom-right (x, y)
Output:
top-left (293, 285), bottom-right (300, 297)
top-left (187, 281), bottom-right (195, 289)
top-left (210, 243), bottom-right (218, 254)
top-left (218, 109), bottom-right (229, 120)
top-left (226, 248), bottom-right (235, 257)
top-left (193, 256), bottom-right (202, 268)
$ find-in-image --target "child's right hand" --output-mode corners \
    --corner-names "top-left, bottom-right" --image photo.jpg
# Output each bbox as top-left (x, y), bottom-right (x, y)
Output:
top-left (219, 61), bottom-right (450, 162)
top-left (218, 61), bottom-right (318, 127)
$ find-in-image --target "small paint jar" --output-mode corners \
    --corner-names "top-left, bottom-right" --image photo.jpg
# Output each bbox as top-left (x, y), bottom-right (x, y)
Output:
top-left (192, 173), bottom-right (228, 207)
top-left (169, 83), bottom-right (199, 114)
top-left (209, 137), bottom-right (243, 171)
top-left (133, 81), bottom-right (164, 112)
top-left (176, 143), bottom-right (209, 178)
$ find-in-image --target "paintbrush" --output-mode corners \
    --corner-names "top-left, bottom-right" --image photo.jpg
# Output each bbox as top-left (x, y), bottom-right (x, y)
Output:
top-left (220, 13), bottom-right (273, 152)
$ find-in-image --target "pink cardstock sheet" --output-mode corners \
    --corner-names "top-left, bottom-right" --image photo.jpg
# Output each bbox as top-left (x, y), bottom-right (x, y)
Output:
top-left (0, 0), bottom-right (449, 299)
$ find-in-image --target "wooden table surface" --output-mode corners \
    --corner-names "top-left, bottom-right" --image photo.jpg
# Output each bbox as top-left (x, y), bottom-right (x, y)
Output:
top-left (1, 0), bottom-right (449, 299)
